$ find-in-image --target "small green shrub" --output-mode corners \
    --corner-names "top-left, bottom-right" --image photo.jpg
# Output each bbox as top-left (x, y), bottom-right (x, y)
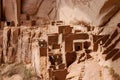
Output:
top-left (24, 68), bottom-right (32, 80)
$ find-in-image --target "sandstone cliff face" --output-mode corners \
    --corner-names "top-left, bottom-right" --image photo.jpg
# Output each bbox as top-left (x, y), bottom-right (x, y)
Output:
top-left (3, 0), bottom-right (57, 23)
top-left (2, 26), bottom-right (49, 79)
top-left (58, 0), bottom-right (120, 26)
top-left (22, 0), bottom-right (57, 20)
top-left (2, 0), bottom-right (120, 27)
top-left (57, 1), bottom-right (120, 79)
top-left (0, 0), bottom-right (120, 80)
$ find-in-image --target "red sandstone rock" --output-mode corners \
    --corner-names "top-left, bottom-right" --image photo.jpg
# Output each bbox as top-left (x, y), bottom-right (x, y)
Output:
top-left (0, 48), bottom-right (3, 63)
top-left (7, 47), bottom-right (14, 63)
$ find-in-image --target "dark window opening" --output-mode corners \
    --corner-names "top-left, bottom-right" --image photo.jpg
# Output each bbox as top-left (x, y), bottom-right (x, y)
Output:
top-left (7, 22), bottom-right (11, 26)
top-left (74, 42), bottom-right (82, 51)
top-left (76, 46), bottom-right (80, 51)
top-left (49, 54), bottom-right (63, 66)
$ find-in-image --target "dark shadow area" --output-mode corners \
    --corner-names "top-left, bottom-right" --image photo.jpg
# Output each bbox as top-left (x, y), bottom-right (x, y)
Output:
top-left (66, 51), bottom-right (77, 67)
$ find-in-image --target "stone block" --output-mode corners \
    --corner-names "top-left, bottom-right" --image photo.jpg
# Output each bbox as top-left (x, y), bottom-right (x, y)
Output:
top-left (75, 30), bottom-right (81, 33)
top-left (40, 47), bottom-right (47, 56)
top-left (94, 35), bottom-right (110, 45)
top-left (56, 21), bottom-right (63, 25)
top-left (52, 69), bottom-right (67, 80)
top-left (85, 49), bottom-right (92, 54)
top-left (64, 33), bottom-right (89, 42)
top-left (105, 49), bottom-right (119, 60)
top-left (103, 37), bottom-right (120, 54)
top-left (65, 40), bottom-right (73, 52)
top-left (102, 45), bottom-right (113, 54)
top-left (101, 35), bottom-right (110, 44)
top-left (51, 21), bottom-right (63, 26)
top-left (66, 52), bottom-right (76, 67)
top-left (103, 29), bottom-right (118, 47)
top-left (74, 33), bottom-right (89, 40)
top-left (63, 33), bottom-right (74, 41)
top-left (58, 63), bottom-right (65, 69)
top-left (93, 35), bottom-right (103, 43)
top-left (58, 25), bottom-right (71, 34)
top-left (112, 51), bottom-right (120, 61)
top-left (63, 26), bottom-right (72, 34)
top-left (52, 44), bottom-right (60, 49)
top-left (93, 43), bottom-right (98, 52)
top-left (83, 41), bottom-right (91, 49)
top-left (48, 34), bottom-right (58, 45)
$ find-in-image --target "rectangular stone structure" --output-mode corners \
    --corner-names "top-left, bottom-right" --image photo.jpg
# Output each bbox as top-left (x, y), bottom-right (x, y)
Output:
top-left (65, 40), bottom-right (73, 52)
top-left (48, 33), bottom-right (58, 45)
top-left (40, 47), bottom-right (47, 56)
top-left (49, 69), bottom-right (67, 80)
top-left (58, 25), bottom-right (71, 34)
top-left (74, 33), bottom-right (89, 40)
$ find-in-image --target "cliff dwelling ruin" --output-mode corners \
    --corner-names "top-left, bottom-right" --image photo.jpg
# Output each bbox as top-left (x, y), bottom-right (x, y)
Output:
top-left (0, 0), bottom-right (120, 80)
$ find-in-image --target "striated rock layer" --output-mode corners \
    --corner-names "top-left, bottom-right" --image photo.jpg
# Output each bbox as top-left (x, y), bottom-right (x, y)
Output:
top-left (2, 26), bottom-right (49, 79)
top-left (0, 0), bottom-right (120, 80)
top-left (58, 0), bottom-right (120, 26)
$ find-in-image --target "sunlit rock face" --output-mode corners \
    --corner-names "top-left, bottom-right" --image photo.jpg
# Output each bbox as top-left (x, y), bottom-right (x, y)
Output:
top-left (2, 26), bottom-right (48, 78)
top-left (22, 0), bottom-right (57, 20)
top-left (1, 0), bottom-right (120, 80)
top-left (3, 0), bottom-right (16, 22)
top-left (58, 0), bottom-right (120, 26)
top-left (3, 0), bottom-right (57, 23)
top-left (3, 0), bottom-right (120, 26)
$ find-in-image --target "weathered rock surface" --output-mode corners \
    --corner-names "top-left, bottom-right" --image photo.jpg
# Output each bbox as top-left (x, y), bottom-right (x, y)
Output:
top-left (3, 0), bottom-right (57, 23)
top-left (0, 0), bottom-right (120, 80)
top-left (2, 26), bottom-right (49, 78)
top-left (2, 0), bottom-right (120, 27)
top-left (4, 74), bottom-right (23, 80)
top-left (58, 0), bottom-right (120, 26)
